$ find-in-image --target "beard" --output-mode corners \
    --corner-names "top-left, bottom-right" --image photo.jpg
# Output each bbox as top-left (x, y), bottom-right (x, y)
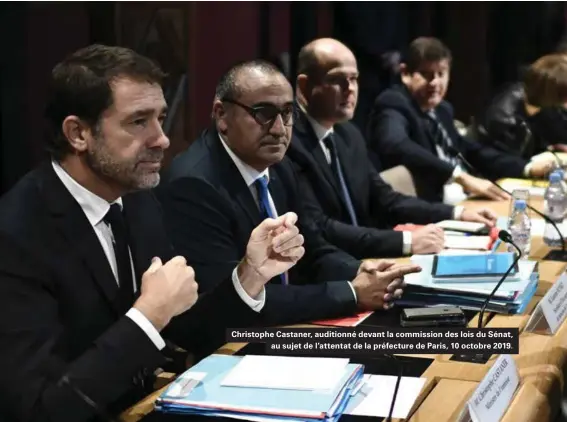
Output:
top-left (86, 134), bottom-right (163, 192)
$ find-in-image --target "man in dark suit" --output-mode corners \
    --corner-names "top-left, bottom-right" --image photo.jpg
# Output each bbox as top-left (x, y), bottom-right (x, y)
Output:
top-left (289, 38), bottom-right (498, 259)
top-left (157, 60), bottom-right (422, 325)
top-left (367, 37), bottom-right (555, 203)
top-left (0, 45), bottom-right (305, 422)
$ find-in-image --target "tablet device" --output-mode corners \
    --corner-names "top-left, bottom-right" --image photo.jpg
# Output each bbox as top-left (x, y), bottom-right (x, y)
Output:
top-left (431, 252), bottom-right (518, 279)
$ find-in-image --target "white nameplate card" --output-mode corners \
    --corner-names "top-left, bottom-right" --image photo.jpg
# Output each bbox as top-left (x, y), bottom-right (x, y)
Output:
top-left (457, 355), bottom-right (519, 422)
top-left (525, 271), bottom-right (567, 334)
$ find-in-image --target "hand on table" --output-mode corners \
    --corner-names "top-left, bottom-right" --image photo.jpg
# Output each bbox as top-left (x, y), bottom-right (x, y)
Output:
top-left (354, 260), bottom-right (421, 311)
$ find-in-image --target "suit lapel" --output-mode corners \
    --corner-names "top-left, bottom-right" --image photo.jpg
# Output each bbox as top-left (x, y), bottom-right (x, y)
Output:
top-left (40, 164), bottom-right (122, 315)
top-left (122, 194), bottom-right (148, 298)
top-left (333, 128), bottom-right (360, 212)
top-left (207, 131), bottom-right (263, 228)
top-left (267, 168), bottom-right (287, 215)
top-left (294, 108), bottom-right (343, 198)
top-left (397, 85), bottom-right (438, 152)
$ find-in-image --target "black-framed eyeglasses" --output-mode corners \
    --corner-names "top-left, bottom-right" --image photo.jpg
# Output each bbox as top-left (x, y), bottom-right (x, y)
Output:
top-left (222, 98), bottom-right (296, 126)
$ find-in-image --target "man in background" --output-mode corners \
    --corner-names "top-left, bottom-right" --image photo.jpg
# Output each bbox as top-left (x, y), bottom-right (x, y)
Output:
top-left (288, 38), bottom-right (497, 259)
top-left (158, 60), bottom-right (421, 325)
top-left (367, 37), bottom-right (555, 203)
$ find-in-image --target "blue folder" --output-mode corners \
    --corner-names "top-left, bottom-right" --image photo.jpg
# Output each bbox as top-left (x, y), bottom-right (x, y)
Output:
top-left (155, 354), bottom-right (364, 422)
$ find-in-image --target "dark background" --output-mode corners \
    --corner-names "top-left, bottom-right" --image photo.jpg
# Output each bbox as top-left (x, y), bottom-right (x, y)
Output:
top-left (1, 1), bottom-right (565, 195)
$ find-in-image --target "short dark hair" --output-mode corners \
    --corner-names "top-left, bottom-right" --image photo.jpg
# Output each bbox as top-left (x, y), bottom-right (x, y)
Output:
top-left (214, 59), bottom-right (283, 101)
top-left (44, 44), bottom-right (166, 160)
top-left (404, 37), bottom-right (452, 73)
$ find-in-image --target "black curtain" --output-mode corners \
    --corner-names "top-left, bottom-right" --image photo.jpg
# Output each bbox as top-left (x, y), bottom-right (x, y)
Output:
top-left (0, 3), bottom-right (30, 195)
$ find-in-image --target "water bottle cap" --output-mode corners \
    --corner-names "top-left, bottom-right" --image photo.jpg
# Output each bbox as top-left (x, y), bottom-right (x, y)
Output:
top-left (514, 199), bottom-right (527, 210)
top-left (550, 172), bottom-right (562, 183)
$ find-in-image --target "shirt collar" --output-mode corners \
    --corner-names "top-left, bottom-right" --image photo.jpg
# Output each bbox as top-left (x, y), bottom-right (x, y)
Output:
top-left (51, 160), bottom-right (122, 227)
top-left (218, 134), bottom-right (270, 187)
top-left (303, 111), bottom-right (334, 143)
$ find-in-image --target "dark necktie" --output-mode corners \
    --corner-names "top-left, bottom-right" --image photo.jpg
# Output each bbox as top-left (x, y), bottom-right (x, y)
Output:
top-left (426, 110), bottom-right (460, 167)
top-left (255, 175), bottom-right (288, 285)
top-left (103, 204), bottom-right (135, 312)
top-left (323, 134), bottom-right (358, 226)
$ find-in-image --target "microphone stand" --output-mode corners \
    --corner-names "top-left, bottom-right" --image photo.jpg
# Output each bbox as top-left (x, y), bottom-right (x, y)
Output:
top-left (451, 148), bottom-right (567, 261)
top-left (59, 375), bottom-right (120, 422)
top-left (477, 231), bottom-right (523, 329)
top-left (384, 354), bottom-right (403, 422)
top-left (454, 230), bottom-right (522, 364)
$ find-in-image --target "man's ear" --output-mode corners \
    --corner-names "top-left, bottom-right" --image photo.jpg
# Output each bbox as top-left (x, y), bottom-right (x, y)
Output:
top-left (399, 63), bottom-right (412, 85)
top-left (61, 116), bottom-right (91, 154)
top-left (295, 74), bottom-right (310, 105)
top-left (212, 100), bottom-right (228, 134)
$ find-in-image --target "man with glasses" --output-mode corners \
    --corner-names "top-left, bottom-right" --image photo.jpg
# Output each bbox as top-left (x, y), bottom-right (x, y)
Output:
top-left (157, 60), bottom-right (421, 325)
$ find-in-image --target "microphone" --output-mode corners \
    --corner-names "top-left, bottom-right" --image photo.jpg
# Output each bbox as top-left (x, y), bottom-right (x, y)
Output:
top-left (477, 230), bottom-right (523, 329)
top-left (453, 231), bottom-right (523, 364)
top-left (448, 146), bottom-right (567, 261)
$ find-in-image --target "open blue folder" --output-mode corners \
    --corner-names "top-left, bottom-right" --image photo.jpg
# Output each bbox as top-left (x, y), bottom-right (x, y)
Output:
top-left (155, 354), bottom-right (364, 422)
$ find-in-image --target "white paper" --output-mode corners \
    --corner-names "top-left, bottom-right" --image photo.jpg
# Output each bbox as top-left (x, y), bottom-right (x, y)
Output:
top-left (528, 218), bottom-right (567, 237)
top-left (444, 235), bottom-right (491, 250)
top-left (436, 220), bottom-right (487, 232)
top-left (220, 355), bottom-right (349, 391)
top-left (407, 254), bottom-right (536, 298)
top-left (345, 375), bottom-right (426, 418)
top-left (467, 355), bottom-right (519, 422)
top-left (539, 271), bottom-right (567, 333)
top-left (440, 249), bottom-right (489, 255)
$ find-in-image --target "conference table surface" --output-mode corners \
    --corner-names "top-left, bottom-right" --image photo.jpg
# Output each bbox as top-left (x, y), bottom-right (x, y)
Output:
top-left (122, 193), bottom-right (567, 422)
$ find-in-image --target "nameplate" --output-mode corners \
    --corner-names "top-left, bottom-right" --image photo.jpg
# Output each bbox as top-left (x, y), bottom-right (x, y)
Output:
top-left (466, 355), bottom-right (519, 422)
top-left (540, 271), bottom-right (567, 333)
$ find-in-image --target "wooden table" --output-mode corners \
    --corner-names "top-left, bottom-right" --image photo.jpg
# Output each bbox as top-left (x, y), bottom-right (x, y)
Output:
top-left (121, 194), bottom-right (567, 422)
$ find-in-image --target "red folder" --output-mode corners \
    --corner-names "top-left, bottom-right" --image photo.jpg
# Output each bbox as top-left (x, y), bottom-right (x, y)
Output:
top-left (311, 311), bottom-right (373, 327)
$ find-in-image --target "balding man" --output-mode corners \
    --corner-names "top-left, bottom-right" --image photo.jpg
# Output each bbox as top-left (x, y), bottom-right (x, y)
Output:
top-left (288, 38), bottom-right (497, 259)
top-left (157, 60), bottom-right (421, 325)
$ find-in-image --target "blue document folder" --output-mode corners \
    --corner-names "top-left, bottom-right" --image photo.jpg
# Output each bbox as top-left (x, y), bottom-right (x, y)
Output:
top-left (155, 354), bottom-right (364, 422)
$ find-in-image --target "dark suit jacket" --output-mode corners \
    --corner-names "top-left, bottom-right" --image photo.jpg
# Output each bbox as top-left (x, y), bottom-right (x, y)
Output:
top-left (477, 82), bottom-right (567, 158)
top-left (367, 84), bottom-right (528, 202)
top-left (0, 163), bottom-right (258, 422)
top-left (288, 110), bottom-right (454, 259)
top-left (156, 128), bottom-right (361, 326)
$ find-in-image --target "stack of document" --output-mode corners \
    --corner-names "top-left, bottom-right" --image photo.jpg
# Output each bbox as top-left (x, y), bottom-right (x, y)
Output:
top-left (155, 354), bottom-right (364, 422)
top-left (398, 254), bottom-right (538, 314)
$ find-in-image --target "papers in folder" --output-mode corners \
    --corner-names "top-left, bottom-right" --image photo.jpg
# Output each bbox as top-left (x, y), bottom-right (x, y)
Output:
top-left (398, 254), bottom-right (538, 314)
top-left (221, 355), bottom-right (349, 390)
top-left (156, 354), bottom-right (364, 422)
top-left (345, 374), bottom-right (427, 419)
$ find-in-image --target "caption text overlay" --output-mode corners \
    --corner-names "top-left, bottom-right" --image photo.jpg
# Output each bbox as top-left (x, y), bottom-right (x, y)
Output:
top-left (227, 328), bottom-right (519, 354)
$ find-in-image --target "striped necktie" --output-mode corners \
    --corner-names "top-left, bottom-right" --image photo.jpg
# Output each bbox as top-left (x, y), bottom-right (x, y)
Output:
top-left (426, 110), bottom-right (460, 167)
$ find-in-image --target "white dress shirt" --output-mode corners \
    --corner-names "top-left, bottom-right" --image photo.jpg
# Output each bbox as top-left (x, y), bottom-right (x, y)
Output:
top-left (219, 134), bottom-right (358, 302)
top-left (51, 160), bottom-right (265, 351)
top-left (303, 114), bottom-right (464, 255)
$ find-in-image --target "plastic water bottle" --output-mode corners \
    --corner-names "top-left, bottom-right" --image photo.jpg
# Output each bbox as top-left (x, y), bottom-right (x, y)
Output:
top-left (553, 168), bottom-right (567, 191)
top-left (508, 199), bottom-right (531, 257)
top-left (543, 171), bottom-right (567, 247)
